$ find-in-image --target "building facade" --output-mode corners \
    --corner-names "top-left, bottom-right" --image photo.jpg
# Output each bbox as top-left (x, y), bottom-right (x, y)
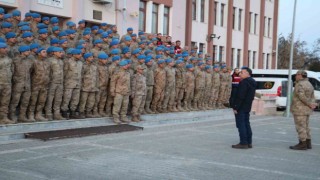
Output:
top-left (0, 0), bottom-right (278, 69)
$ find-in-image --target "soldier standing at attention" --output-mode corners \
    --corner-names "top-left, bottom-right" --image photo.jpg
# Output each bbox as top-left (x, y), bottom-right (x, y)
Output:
top-left (10, 45), bottom-right (34, 123)
top-left (60, 49), bottom-right (83, 119)
top-left (131, 65), bottom-right (147, 122)
top-left (217, 65), bottom-right (229, 108)
top-left (210, 65), bottom-right (221, 109)
top-left (28, 47), bottom-right (50, 121)
top-left (204, 65), bottom-right (213, 110)
top-left (110, 60), bottom-right (131, 124)
top-left (184, 64), bottom-right (195, 111)
top-left (163, 58), bottom-right (177, 112)
top-left (193, 62), bottom-right (206, 110)
top-left (0, 43), bottom-right (15, 124)
top-left (144, 57), bottom-right (155, 114)
top-left (45, 47), bottom-right (65, 120)
top-left (290, 70), bottom-right (316, 150)
top-left (175, 60), bottom-right (186, 112)
top-left (79, 53), bottom-right (99, 119)
top-left (151, 59), bottom-right (166, 113)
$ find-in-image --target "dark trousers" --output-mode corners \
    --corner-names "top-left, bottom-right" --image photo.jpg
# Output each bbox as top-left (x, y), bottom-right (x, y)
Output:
top-left (235, 111), bottom-right (252, 145)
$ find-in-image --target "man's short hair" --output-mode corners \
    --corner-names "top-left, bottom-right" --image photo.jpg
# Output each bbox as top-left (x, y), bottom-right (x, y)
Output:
top-left (296, 70), bottom-right (308, 78)
top-left (241, 66), bottom-right (252, 76)
top-left (176, 40), bottom-right (181, 43)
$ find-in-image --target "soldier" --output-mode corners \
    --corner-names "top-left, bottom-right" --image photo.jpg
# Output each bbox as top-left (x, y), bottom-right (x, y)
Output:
top-left (35, 29), bottom-right (50, 48)
top-left (163, 59), bottom-right (177, 112)
top-left (11, 10), bottom-right (21, 33)
top-left (131, 65), bottom-right (147, 122)
top-left (0, 43), bottom-right (15, 124)
top-left (217, 65), bottom-right (229, 108)
top-left (120, 27), bottom-right (133, 42)
top-left (151, 60), bottom-right (166, 113)
top-left (45, 47), bottom-right (65, 120)
top-left (10, 45), bottom-right (34, 123)
top-left (66, 29), bottom-right (77, 48)
top-left (111, 25), bottom-right (120, 39)
top-left (79, 53), bottom-right (99, 118)
top-left (19, 32), bottom-right (34, 46)
top-left (1, 22), bottom-right (14, 39)
top-left (193, 62), bottom-right (206, 110)
top-left (94, 52), bottom-right (109, 117)
top-left (30, 13), bottom-right (41, 35)
top-left (290, 70), bottom-right (316, 150)
top-left (184, 64), bottom-right (195, 111)
top-left (144, 57), bottom-right (155, 114)
top-left (175, 60), bottom-right (186, 111)
top-left (28, 47), bottom-right (50, 121)
top-left (204, 65), bottom-right (213, 110)
top-left (210, 65), bottom-right (221, 109)
top-left (110, 60), bottom-right (131, 124)
top-left (5, 32), bottom-right (19, 59)
top-left (60, 49), bottom-right (83, 119)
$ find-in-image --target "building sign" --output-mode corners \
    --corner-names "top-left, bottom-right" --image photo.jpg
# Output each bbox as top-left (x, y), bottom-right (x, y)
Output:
top-left (37, 0), bottom-right (63, 8)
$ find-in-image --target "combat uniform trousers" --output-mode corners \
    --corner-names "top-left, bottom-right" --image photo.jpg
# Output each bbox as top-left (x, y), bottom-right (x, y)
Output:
top-left (210, 86), bottom-right (220, 109)
top-left (10, 84), bottom-right (32, 121)
top-left (0, 56), bottom-right (13, 123)
top-left (184, 88), bottom-right (194, 111)
top-left (218, 82), bottom-right (228, 108)
top-left (79, 91), bottom-right (96, 116)
top-left (294, 115), bottom-right (311, 141)
top-left (145, 86), bottom-right (154, 113)
top-left (151, 87), bottom-right (165, 112)
top-left (0, 84), bottom-right (12, 122)
top-left (105, 83), bottom-right (114, 116)
top-left (175, 87), bottom-right (185, 111)
top-left (94, 87), bottom-right (108, 116)
top-left (61, 88), bottom-right (81, 112)
top-left (113, 94), bottom-right (129, 121)
top-left (163, 85), bottom-right (176, 112)
top-left (29, 87), bottom-right (48, 121)
top-left (131, 95), bottom-right (145, 118)
top-left (45, 83), bottom-right (63, 118)
top-left (204, 87), bottom-right (212, 109)
top-left (193, 88), bottom-right (205, 110)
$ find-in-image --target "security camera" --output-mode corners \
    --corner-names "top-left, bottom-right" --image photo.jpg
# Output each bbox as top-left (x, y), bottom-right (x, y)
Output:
top-left (122, 8), bottom-right (127, 11)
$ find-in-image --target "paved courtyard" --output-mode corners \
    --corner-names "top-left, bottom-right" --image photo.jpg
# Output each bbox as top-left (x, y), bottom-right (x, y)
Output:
top-left (0, 112), bottom-right (319, 180)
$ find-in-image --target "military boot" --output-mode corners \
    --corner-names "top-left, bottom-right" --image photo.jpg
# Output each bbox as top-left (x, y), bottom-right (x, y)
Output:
top-left (85, 111), bottom-right (95, 118)
top-left (120, 116), bottom-right (130, 123)
top-left (61, 111), bottom-right (69, 119)
top-left (53, 111), bottom-right (66, 120)
top-left (290, 141), bottom-right (307, 150)
top-left (35, 111), bottom-right (48, 121)
top-left (145, 107), bottom-right (155, 114)
top-left (113, 117), bottom-right (121, 124)
top-left (8, 111), bottom-right (17, 122)
top-left (69, 111), bottom-right (81, 119)
top-left (131, 115), bottom-right (140, 122)
top-left (27, 112), bottom-right (36, 122)
top-left (167, 106), bottom-right (174, 112)
top-left (78, 112), bottom-right (86, 119)
top-left (193, 102), bottom-right (198, 110)
top-left (92, 110), bottom-right (101, 118)
top-left (306, 139), bottom-right (312, 149)
top-left (98, 109), bottom-right (107, 117)
top-left (18, 109), bottom-right (35, 123)
top-left (172, 105), bottom-right (179, 112)
top-left (0, 112), bottom-right (15, 124)
top-left (45, 110), bottom-right (53, 121)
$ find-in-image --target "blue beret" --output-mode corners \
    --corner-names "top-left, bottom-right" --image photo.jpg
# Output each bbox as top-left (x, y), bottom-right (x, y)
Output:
top-left (119, 60), bottom-right (128, 66)
top-left (125, 59), bottom-right (132, 64)
top-left (71, 49), bottom-right (82, 55)
top-left (182, 51), bottom-right (189, 55)
top-left (66, 21), bottom-right (76, 27)
top-left (58, 31), bottom-right (68, 37)
top-left (0, 38), bottom-right (5, 43)
top-left (145, 58), bottom-right (152, 64)
top-left (50, 38), bottom-right (59, 45)
top-left (198, 62), bottom-right (204, 66)
top-left (112, 55), bottom-right (121, 61)
top-left (12, 10), bottom-right (21, 16)
top-left (30, 43), bottom-right (40, 50)
top-left (107, 30), bottom-right (112, 34)
top-left (158, 60), bottom-right (165, 64)
top-left (32, 13), bottom-right (41, 18)
top-left (186, 64), bottom-right (194, 69)
top-left (190, 57), bottom-right (197, 61)
top-left (36, 47), bottom-right (46, 54)
top-left (165, 59), bottom-right (172, 63)
top-left (112, 37), bottom-right (119, 40)
top-left (59, 39), bottom-right (68, 45)
top-left (5, 32), bottom-right (16, 39)
top-left (175, 54), bottom-right (182, 58)
top-left (101, 23), bottom-right (107, 26)
top-left (91, 26), bottom-right (99, 30)
top-left (93, 39), bottom-right (103, 45)
top-left (0, 8), bottom-right (4, 14)
top-left (2, 22), bottom-right (12, 28)
top-left (18, 45), bottom-right (30, 52)
top-left (110, 39), bottom-right (119, 46)
top-left (4, 14), bottom-right (12, 19)
top-left (151, 38), bottom-right (157, 41)
top-left (42, 17), bottom-right (49, 21)
top-left (206, 57), bottom-right (212, 61)
top-left (38, 28), bottom-right (48, 34)
top-left (137, 55), bottom-right (146, 60)
top-left (110, 48), bottom-right (120, 55)
top-left (85, 27), bottom-right (91, 31)
top-left (155, 55), bottom-right (162, 59)
top-left (182, 53), bottom-right (189, 57)
top-left (0, 43), bottom-right (7, 48)
top-left (78, 20), bottom-right (85, 24)
top-left (21, 25), bottom-right (31, 31)
top-left (146, 55), bottom-right (153, 59)
top-left (138, 31), bottom-right (144, 35)
top-left (46, 46), bottom-right (55, 53)
top-left (191, 50), bottom-right (196, 53)
top-left (66, 48), bottom-right (74, 54)
top-left (132, 48), bottom-right (141, 55)
top-left (83, 52), bottom-right (93, 59)
top-left (221, 65), bottom-right (227, 68)
top-left (155, 47), bottom-right (163, 51)
top-left (101, 32), bottom-right (108, 38)
top-left (65, 29), bottom-right (76, 35)
top-left (83, 30), bottom-right (91, 36)
top-left (37, 23), bottom-right (48, 29)
top-left (170, 50), bottom-right (175, 54)
top-left (21, 32), bottom-right (33, 38)
top-left (213, 65), bottom-right (220, 69)
top-left (98, 52), bottom-right (108, 59)
top-left (18, 21), bottom-right (29, 27)
top-left (131, 33), bottom-right (137, 37)
top-left (124, 36), bottom-right (132, 41)
top-left (97, 29), bottom-right (104, 34)
top-left (25, 12), bottom-right (32, 17)
top-left (76, 45), bottom-right (84, 49)
top-left (205, 65), bottom-right (211, 70)
top-left (52, 26), bottom-right (60, 32)
top-left (138, 41), bottom-right (146, 45)
top-left (52, 47), bottom-right (63, 52)
top-left (198, 52), bottom-right (203, 55)
top-left (144, 49), bottom-right (152, 55)
top-left (176, 60), bottom-right (183, 65)
top-left (122, 47), bottom-right (130, 54)
top-left (198, 58), bottom-right (203, 61)
top-left (127, 27), bottom-right (133, 31)
top-left (50, 17), bottom-right (59, 24)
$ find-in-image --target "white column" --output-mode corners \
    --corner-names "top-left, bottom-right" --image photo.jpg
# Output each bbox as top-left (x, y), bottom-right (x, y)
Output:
top-left (196, 0), bottom-right (200, 21)
top-left (216, 46), bottom-right (220, 62)
top-left (158, 4), bottom-right (164, 34)
top-left (263, 53), bottom-right (266, 69)
top-left (235, 8), bottom-right (239, 31)
top-left (169, 6), bottom-right (173, 36)
top-left (145, 1), bottom-right (153, 33)
top-left (248, 51), bottom-right (253, 69)
top-left (216, 2), bottom-right (221, 26)
top-left (250, 13), bottom-right (254, 33)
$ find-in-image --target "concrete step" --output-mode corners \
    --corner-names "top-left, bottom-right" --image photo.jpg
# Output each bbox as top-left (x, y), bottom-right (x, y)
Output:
top-left (0, 109), bottom-right (235, 142)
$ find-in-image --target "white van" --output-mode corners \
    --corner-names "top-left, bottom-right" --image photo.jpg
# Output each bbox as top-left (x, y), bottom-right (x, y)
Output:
top-left (251, 69), bottom-right (320, 110)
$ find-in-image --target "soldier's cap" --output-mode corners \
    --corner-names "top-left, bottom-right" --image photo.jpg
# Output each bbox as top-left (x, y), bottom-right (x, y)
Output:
top-left (155, 55), bottom-right (162, 59)
top-left (176, 60), bottom-right (183, 65)
top-left (213, 65), bottom-right (220, 69)
top-left (12, 10), bottom-right (21, 16)
top-left (58, 31), bottom-right (68, 37)
top-left (145, 57), bottom-right (152, 64)
top-left (158, 60), bottom-right (165, 64)
top-left (50, 38), bottom-right (59, 45)
top-left (66, 29), bottom-right (76, 35)
top-left (97, 29), bottom-right (104, 34)
top-left (98, 52), bottom-right (108, 59)
top-left (138, 40), bottom-right (146, 45)
top-left (101, 32), bottom-right (108, 38)
top-left (4, 14), bottom-right (12, 19)
top-left (119, 60), bottom-right (128, 66)
top-left (85, 27), bottom-right (91, 31)
top-left (198, 62), bottom-right (204, 66)
top-left (37, 23), bottom-right (48, 29)
top-left (20, 25), bottom-right (31, 31)
top-left (2, 22), bottom-right (12, 28)
top-left (137, 55), bottom-right (146, 60)
top-left (5, 32), bottom-right (16, 39)
top-left (206, 57), bottom-right (212, 61)
top-left (107, 30), bottom-right (113, 34)
top-left (125, 59), bottom-right (132, 64)
top-left (93, 39), bottom-right (103, 45)
top-left (144, 49), bottom-right (152, 55)
top-left (140, 36), bottom-right (147, 40)
top-left (66, 21), bottom-right (76, 27)
top-left (191, 50), bottom-right (196, 53)
top-left (182, 51), bottom-right (189, 55)
top-left (205, 65), bottom-right (211, 70)
top-left (42, 17), bottom-right (49, 21)
top-left (32, 13), bottom-right (41, 18)
top-left (122, 47), bottom-right (130, 54)
top-left (155, 47), bottom-right (163, 51)
top-left (66, 48), bottom-right (74, 54)
top-left (175, 54), bottom-right (182, 58)
top-left (0, 42), bottom-right (7, 49)
top-left (21, 32), bottom-right (33, 38)
top-left (132, 48), bottom-right (141, 55)
top-left (296, 70), bottom-right (308, 77)
top-left (127, 27), bottom-right (133, 31)
top-left (38, 28), bottom-right (48, 34)
top-left (83, 52), bottom-right (93, 59)
top-left (112, 55), bottom-right (121, 61)
top-left (76, 45), bottom-right (84, 49)
top-left (0, 8), bottom-right (4, 14)
top-left (170, 50), bottom-right (175, 54)
top-left (18, 45), bottom-right (30, 52)
top-left (83, 30), bottom-right (91, 36)
top-left (124, 35), bottom-right (132, 41)
top-left (52, 26), bottom-right (60, 32)
top-left (0, 37), bottom-right (5, 43)
top-left (186, 64), bottom-right (194, 69)
top-left (190, 57), bottom-right (197, 61)
top-left (138, 31), bottom-right (144, 36)
top-left (36, 47), bottom-right (46, 54)
top-left (198, 58), bottom-right (203, 61)
top-left (165, 59), bottom-right (172, 63)
top-left (110, 48), bottom-right (120, 55)
top-left (198, 52), bottom-right (203, 55)
top-left (25, 12), bottom-right (32, 17)
top-left (59, 39), bottom-right (68, 45)
top-left (151, 38), bottom-right (157, 41)
top-left (30, 43), bottom-right (40, 50)
top-left (182, 53), bottom-right (189, 57)
top-left (91, 26), bottom-right (99, 31)
top-left (137, 65), bottom-right (145, 70)
top-left (131, 33), bottom-right (137, 37)
top-left (50, 17), bottom-right (59, 24)
top-left (78, 19), bottom-right (85, 24)
top-left (46, 46), bottom-right (55, 53)
top-left (52, 47), bottom-right (63, 52)
top-left (110, 39), bottom-right (120, 46)
top-left (100, 23), bottom-right (107, 26)
top-left (18, 21), bottom-right (29, 27)
top-left (71, 49), bottom-right (82, 55)
top-left (221, 65), bottom-right (227, 69)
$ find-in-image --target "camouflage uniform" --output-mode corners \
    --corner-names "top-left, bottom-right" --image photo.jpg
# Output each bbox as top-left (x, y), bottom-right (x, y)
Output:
top-left (163, 66), bottom-right (176, 112)
top-left (193, 68), bottom-right (206, 110)
top-left (175, 67), bottom-right (186, 111)
top-left (144, 64), bottom-right (155, 113)
top-left (94, 61), bottom-right (109, 116)
top-left (218, 71), bottom-right (230, 108)
top-left (204, 70), bottom-right (213, 109)
top-left (105, 63), bottom-right (120, 116)
top-left (184, 71), bottom-right (195, 110)
top-left (210, 70), bottom-right (221, 108)
top-left (131, 69), bottom-right (146, 121)
top-left (151, 66), bottom-right (166, 113)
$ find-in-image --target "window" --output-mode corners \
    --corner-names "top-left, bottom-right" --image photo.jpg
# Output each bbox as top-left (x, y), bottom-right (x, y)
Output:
top-left (163, 6), bottom-right (170, 35)
top-left (139, 1), bottom-right (146, 31)
top-left (214, 2), bottom-right (218, 25)
top-left (232, 7), bottom-right (236, 29)
top-left (268, 18), bottom-right (271, 37)
top-left (248, 50), bottom-right (251, 68)
top-left (220, 4), bottom-right (225, 27)
top-left (200, 0), bottom-right (205, 22)
top-left (264, 16), bottom-right (267, 36)
top-left (253, 51), bottom-right (256, 68)
top-left (238, 9), bottom-right (242, 31)
top-left (263, 53), bottom-right (266, 69)
top-left (237, 49), bottom-right (241, 68)
top-left (191, 41), bottom-right (196, 48)
top-left (199, 43), bottom-right (205, 52)
top-left (219, 46), bottom-right (224, 62)
top-left (249, 12), bottom-right (252, 33)
top-left (152, 4), bottom-right (158, 34)
top-left (192, 0), bottom-right (197, 20)
top-left (254, 14), bottom-right (258, 34)
top-left (266, 53), bottom-right (270, 69)
top-left (231, 48), bottom-right (235, 68)
top-left (213, 45), bottom-right (217, 60)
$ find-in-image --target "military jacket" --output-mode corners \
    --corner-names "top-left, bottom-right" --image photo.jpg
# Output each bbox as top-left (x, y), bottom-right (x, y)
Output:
top-left (0, 55), bottom-right (13, 85)
top-left (165, 66), bottom-right (175, 89)
top-left (31, 57), bottom-right (50, 90)
top-left (81, 62), bottom-right (99, 92)
top-left (175, 67), bottom-right (186, 88)
top-left (12, 55), bottom-right (34, 90)
top-left (131, 73), bottom-right (146, 96)
top-left (63, 57), bottom-right (83, 89)
top-left (49, 57), bottom-right (64, 84)
top-left (185, 71), bottom-right (195, 90)
top-left (145, 65), bottom-right (155, 86)
top-left (97, 62), bottom-right (109, 88)
top-left (212, 71), bottom-right (221, 88)
top-left (153, 67), bottom-right (166, 89)
top-left (195, 69), bottom-right (206, 89)
top-left (110, 69), bottom-right (131, 95)
top-left (205, 72), bottom-right (212, 89)
top-left (291, 78), bottom-right (316, 115)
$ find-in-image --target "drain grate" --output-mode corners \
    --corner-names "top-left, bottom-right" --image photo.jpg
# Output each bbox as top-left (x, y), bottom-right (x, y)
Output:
top-left (25, 124), bottom-right (143, 141)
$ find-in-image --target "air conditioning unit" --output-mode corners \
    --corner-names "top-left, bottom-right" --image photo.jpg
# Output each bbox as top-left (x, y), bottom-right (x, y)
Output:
top-left (92, 0), bottom-right (113, 4)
